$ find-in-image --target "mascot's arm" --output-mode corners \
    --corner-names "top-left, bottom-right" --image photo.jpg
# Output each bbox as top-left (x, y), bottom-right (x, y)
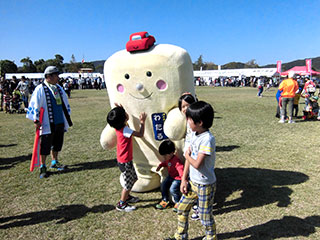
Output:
top-left (163, 107), bottom-right (186, 141)
top-left (100, 124), bottom-right (117, 149)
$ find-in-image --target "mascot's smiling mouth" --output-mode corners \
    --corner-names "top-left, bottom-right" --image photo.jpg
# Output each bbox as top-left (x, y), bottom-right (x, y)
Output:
top-left (129, 92), bottom-right (153, 100)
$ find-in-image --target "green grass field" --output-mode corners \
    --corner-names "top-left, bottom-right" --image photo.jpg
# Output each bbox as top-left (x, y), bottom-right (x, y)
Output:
top-left (1, 87), bottom-right (320, 240)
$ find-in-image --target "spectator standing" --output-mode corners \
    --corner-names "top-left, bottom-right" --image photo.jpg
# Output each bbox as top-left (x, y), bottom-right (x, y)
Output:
top-left (63, 80), bottom-right (71, 98)
top-left (15, 76), bottom-right (30, 110)
top-left (26, 66), bottom-right (72, 179)
top-left (0, 76), bottom-right (5, 111)
top-left (278, 72), bottom-right (299, 123)
top-left (257, 77), bottom-right (264, 97)
top-left (301, 77), bottom-right (316, 108)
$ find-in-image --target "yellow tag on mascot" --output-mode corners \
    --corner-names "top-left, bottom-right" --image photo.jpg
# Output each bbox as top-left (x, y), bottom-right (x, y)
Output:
top-left (100, 32), bottom-right (195, 192)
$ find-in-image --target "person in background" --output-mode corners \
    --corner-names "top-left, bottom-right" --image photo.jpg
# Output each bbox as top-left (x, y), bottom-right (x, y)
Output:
top-left (16, 76), bottom-right (30, 110)
top-left (292, 84), bottom-right (303, 117)
top-left (278, 72), bottom-right (299, 123)
top-left (257, 77), bottom-right (264, 97)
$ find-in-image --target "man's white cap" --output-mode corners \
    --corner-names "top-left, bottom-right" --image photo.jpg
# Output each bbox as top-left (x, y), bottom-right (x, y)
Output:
top-left (44, 66), bottom-right (60, 75)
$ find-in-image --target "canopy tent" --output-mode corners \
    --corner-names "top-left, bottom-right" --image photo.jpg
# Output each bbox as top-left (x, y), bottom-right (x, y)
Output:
top-left (280, 66), bottom-right (320, 76)
top-left (194, 68), bottom-right (277, 79)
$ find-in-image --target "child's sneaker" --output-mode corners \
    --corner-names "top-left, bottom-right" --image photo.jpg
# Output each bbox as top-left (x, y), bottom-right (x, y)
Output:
top-left (191, 210), bottom-right (200, 221)
top-left (126, 195), bottom-right (140, 203)
top-left (39, 166), bottom-right (48, 179)
top-left (173, 203), bottom-right (178, 212)
top-left (155, 200), bottom-right (170, 210)
top-left (116, 201), bottom-right (136, 212)
top-left (50, 160), bottom-right (66, 171)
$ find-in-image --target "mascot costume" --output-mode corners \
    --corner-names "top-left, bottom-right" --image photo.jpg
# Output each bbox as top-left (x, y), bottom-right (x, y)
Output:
top-left (100, 32), bottom-right (195, 192)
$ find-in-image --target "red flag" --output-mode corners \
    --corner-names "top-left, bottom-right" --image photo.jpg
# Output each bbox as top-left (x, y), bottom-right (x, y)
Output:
top-left (30, 107), bottom-right (44, 172)
top-left (306, 59), bottom-right (312, 73)
top-left (82, 58), bottom-right (85, 63)
top-left (276, 60), bottom-right (282, 73)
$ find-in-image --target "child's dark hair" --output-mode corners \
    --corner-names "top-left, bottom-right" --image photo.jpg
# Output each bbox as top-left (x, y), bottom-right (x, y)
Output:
top-left (107, 106), bottom-right (127, 130)
top-left (178, 94), bottom-right (197, 111)
top-left (186, 101), bottom-right (214, 129)
top-left (158, 140), bottom-right (176, 155)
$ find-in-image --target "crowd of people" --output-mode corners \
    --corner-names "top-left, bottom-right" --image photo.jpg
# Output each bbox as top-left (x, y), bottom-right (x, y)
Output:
top-left (0, 75), bottom-right (104, 113)
top-left (276, 72), bottom-right (320, 123)
top-left (195, 76), bottom-right (279, 88)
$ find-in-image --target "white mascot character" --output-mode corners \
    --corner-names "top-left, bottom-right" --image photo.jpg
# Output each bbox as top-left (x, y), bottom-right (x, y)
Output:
top-left (100, 32), bottom-right (195, 192)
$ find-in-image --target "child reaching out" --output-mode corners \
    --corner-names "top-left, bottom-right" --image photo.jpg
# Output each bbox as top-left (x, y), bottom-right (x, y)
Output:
top-left (156, 140), bottom-right (184, 211)
top-left (166, 101), bottom-right (217, 240)
top-left (107, 105), bottom-right (147, 212)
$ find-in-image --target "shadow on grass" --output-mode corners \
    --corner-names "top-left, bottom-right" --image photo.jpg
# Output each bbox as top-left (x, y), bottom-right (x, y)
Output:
top-left (0, 154), bottom-right (32, 170)
top-left (0, 204), bottom-right (114, 229)
top-left (214, 168), bottom-right (309, 215)
top-left (137, 198), bottom-right (164, 209)
top-left (216, 215), bottom-right (320, 240)
top-left (0, 144), bottom-right (17, 148)
top-left (49, 159), bottom-right (117, 176)
top-left (216, 145), bottom-right (239, 152)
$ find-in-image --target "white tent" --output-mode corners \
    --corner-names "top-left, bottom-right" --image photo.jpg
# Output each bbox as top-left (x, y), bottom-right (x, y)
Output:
top-left (194, 68), bottom-right (277, 79)
top-left (5, 72), bottom-right (103, 80)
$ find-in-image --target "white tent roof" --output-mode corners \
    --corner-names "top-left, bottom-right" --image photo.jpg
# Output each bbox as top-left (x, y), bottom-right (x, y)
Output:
top-left (5, 72), bottom-right (103, 80)
top-left (194, 68), bottom-right (277, 78)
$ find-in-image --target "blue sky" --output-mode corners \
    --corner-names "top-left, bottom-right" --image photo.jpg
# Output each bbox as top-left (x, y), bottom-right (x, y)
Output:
top-left (1, 0), bottom-right (319, 67)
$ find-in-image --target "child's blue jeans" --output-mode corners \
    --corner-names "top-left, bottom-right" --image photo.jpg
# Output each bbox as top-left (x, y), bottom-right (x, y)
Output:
top-left (161, 176), bottom-right (181, 203)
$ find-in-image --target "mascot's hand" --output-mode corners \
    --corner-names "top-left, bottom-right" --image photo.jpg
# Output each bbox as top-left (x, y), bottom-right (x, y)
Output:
top-left (164, 107), bottom-right (186, 141)
top-left (100, 124), bottom-right (117, 149)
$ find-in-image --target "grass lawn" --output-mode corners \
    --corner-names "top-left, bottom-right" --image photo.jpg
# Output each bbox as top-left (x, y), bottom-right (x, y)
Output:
top-left (1, 87), bottom-right (320, 240)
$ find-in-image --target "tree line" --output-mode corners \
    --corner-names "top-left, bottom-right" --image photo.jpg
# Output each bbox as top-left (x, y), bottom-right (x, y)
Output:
top-left (0, 54), bottom-right (97, 77)
top-left (193, 55), bottom-right (259, 71)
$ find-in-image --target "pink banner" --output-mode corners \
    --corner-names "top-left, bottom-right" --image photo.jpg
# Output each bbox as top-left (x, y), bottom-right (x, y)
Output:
top-left (306, 59), bottom-right (312, 73)
top-left (276, 60), bottom-right (282, 73)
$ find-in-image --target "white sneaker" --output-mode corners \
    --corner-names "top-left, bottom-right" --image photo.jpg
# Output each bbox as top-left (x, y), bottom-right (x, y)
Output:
top-left (288, 120), bottom-right (295, 123)
top-left (278, 119), bottom-right (285, 123)
top-left (116, 202), bottom-right (136, 212)
top-left (191, 210), bottom-right (200, 221)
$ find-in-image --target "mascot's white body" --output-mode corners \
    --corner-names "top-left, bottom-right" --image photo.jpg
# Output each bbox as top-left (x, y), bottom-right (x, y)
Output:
top-left (100, 43), bottom-right (195, 192)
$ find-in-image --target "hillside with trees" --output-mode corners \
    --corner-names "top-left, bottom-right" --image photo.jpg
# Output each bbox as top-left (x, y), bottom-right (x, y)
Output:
top-left (1, 54), bottom-right (320, 77)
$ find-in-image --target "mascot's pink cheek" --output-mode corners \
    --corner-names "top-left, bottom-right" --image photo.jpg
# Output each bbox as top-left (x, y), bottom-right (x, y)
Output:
top-left (156, 80), bottom-right (167, 90)
top-left (117, 84), bottom-right (124, 93)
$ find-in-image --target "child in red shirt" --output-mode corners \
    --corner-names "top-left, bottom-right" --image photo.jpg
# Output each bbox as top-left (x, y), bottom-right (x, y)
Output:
top-left (156, 140), bottom-right (184, 211)
top-left (107, 105), bottom-right (146, 212)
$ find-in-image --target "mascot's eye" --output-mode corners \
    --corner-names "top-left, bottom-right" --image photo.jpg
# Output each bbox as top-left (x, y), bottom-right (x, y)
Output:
top-left (125, 74), bottom-right (130, 79)
top-left (146, 71), bottom-right (152, 77)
